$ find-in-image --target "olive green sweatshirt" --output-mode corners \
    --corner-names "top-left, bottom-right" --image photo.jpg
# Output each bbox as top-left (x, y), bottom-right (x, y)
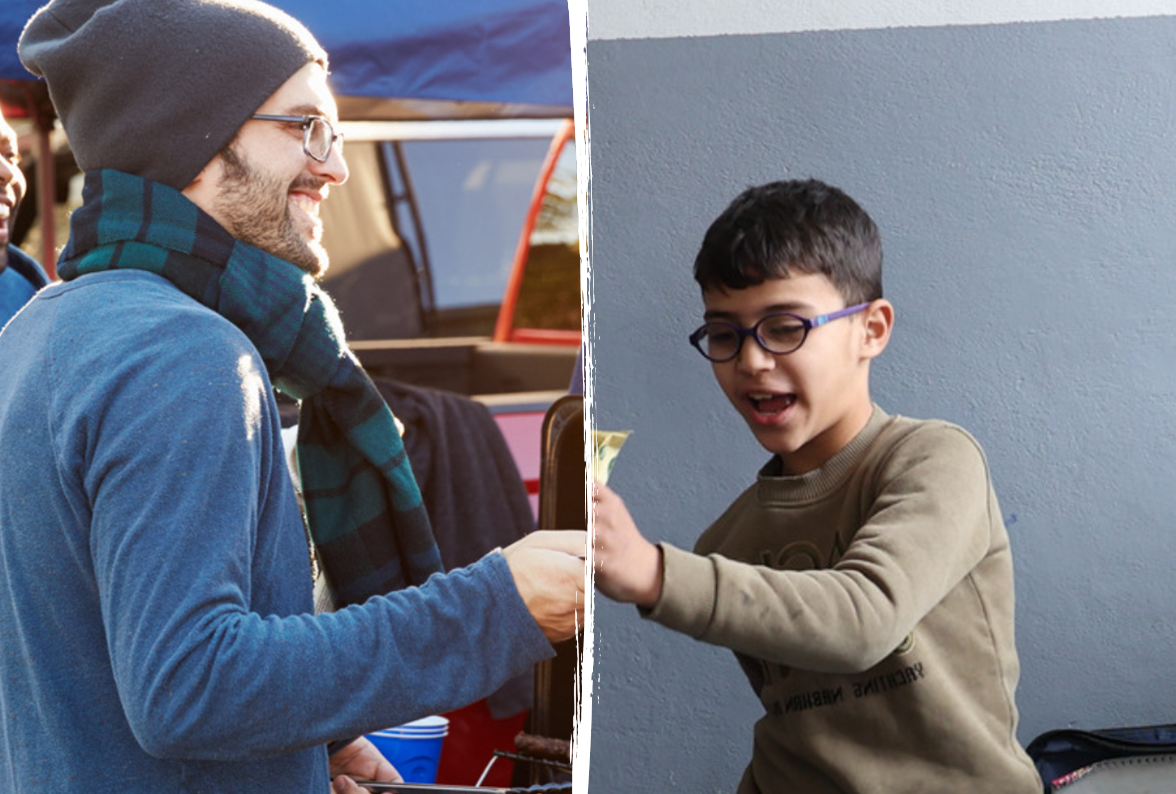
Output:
top-left (648, 408), bottom-right (1042, 794)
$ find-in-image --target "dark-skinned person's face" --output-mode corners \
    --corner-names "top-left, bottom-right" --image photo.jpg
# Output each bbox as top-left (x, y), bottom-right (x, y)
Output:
top-left (0, 108), bottom-right (28, 268)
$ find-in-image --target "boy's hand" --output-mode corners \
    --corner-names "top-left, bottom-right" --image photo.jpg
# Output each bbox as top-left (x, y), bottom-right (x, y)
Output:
top-left (592, 484), bottom-right (663, 608)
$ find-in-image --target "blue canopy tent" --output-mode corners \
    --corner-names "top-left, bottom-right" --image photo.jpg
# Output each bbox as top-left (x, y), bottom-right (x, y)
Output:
top-left (0, 0), bottom-right (573, 269)
top-left (0, 0), bottom-right (573, 113)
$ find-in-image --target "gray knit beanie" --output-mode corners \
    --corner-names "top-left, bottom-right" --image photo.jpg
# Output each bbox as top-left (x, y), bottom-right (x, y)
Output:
top-left (18, 0), bottom-right (327, 190)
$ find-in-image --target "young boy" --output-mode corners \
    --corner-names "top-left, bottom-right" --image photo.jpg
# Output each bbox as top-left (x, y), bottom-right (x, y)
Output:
top-left (592, 179), bottom-right (1042, 794)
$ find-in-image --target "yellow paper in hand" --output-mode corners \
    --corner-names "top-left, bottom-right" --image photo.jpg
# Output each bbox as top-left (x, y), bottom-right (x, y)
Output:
top-left (592, 429), bottom-right (632, 485)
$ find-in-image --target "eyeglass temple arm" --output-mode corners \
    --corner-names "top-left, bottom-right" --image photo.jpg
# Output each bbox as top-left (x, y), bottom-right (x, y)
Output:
top-left (810, 301), bottom-right (871, 327)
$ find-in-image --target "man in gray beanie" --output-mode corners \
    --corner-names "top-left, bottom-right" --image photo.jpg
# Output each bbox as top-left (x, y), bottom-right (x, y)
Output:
top-left (0, 2), bottom-right (586, 793)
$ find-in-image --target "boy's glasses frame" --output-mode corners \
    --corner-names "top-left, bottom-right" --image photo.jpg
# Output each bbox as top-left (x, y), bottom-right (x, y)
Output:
top-left (689, 302), bottom-right (871, 362)
top-left (249, 114), bottom-right (344, 162)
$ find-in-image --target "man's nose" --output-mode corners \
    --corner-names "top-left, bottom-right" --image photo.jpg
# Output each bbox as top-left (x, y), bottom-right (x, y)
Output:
top-left (312, 145), bottom-right (348, 186)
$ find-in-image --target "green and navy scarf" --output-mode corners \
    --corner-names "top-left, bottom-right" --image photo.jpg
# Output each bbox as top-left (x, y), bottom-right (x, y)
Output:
top-left (58, 170), bottom-right (443, 607)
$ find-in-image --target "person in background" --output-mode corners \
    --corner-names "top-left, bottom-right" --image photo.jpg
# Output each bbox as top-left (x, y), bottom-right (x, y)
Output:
top-left (0, 105), bottom-right (49, 328)
top-left (593, 179), bottom-right (1041, 794)
top-left (0, 2), bottom-right (585, 793)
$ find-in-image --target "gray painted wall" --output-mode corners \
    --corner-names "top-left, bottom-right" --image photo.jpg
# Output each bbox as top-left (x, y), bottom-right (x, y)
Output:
top-left (587, 16), bottom-right (1176, 793)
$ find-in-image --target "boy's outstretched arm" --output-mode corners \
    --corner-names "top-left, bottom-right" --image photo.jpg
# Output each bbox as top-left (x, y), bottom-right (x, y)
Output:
top-left (592, 483), bottom-right (663, 608)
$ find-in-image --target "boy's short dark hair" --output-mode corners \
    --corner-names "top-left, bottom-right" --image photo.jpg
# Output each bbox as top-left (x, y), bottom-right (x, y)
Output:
top-left (693, 179), bottom-right (883, 305)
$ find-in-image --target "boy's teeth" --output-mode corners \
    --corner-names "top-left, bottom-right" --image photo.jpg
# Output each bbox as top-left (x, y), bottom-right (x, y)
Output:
top-left (750, 393), bottom-right (795, 413)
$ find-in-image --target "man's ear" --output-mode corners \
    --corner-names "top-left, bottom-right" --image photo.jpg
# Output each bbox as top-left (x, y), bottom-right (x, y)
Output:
top-left (182, 156), bottom-right (216, 197)
top-left (181, 155), bottom-right (224, 225)
top-left (860, 299), bottom-right (894, 361)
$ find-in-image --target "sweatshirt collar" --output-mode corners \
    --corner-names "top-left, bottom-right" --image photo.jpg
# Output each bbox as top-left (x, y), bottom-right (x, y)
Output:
top-left (755, 406), bottom-right (890, 503)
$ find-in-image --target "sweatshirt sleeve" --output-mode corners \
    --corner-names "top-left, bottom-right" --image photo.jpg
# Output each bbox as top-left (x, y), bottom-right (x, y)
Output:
top-left (647, 424), bottom-right (996, 674)
top-left (65, 307), bottom-right (553, 760)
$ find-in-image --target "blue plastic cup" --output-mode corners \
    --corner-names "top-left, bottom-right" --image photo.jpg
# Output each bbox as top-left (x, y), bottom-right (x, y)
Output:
top-left (366, 715), bottom-right (449, 784)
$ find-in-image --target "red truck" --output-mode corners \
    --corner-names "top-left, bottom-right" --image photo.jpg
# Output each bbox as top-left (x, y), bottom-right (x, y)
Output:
top-left (326, 116), bottom-right (581, 516)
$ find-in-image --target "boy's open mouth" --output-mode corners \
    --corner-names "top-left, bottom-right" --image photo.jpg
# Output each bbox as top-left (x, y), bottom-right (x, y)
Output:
top-left (747, 392), bottom-right (796, 416)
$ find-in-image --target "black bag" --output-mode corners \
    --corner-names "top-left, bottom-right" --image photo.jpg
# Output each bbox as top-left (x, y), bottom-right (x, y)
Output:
top-left (1026, 724), bottom-right (1176, 792)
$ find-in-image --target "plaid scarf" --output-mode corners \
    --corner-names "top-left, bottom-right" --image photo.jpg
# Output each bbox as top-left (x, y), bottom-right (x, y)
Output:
top-left (58, 170), bottom-right (443, 606)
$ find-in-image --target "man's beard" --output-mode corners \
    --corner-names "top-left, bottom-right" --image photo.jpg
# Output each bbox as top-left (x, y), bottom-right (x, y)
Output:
top-left (214, 144), bottom-right (329, 277)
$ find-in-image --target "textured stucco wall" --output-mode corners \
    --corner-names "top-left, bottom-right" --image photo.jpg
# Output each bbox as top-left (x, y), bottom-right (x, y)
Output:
top-left (588, 0), bottom-right (1176, 38)
top-left (586, 13), bottom-right (1176, 793)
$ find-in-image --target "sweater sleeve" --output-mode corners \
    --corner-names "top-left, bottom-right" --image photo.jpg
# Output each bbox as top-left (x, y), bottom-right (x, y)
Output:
top-left (647, 424), bottom-right (996, 674)
top-left (63, 307), bottom-right (552, 760)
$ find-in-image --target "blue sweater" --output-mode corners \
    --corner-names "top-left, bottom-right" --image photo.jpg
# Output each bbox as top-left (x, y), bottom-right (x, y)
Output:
top-left (0, 244), bottom-right (50, 330)
top-left (0, 271), bottom-right (553, 793)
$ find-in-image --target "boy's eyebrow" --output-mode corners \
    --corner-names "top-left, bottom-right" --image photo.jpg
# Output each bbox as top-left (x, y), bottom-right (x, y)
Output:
top-left (703, 302), bottom-right (817, 321)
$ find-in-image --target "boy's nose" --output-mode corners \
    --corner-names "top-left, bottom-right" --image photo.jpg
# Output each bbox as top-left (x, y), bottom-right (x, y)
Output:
top-left (735, 336), bottom-right (776, 373)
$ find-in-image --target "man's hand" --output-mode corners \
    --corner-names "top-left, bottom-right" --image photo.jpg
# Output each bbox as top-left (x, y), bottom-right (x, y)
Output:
top-left (501, 530), bottom-right (586, 642)
top-left (332, 774), bottom-right (380, 793)
top-left (330, 775), bottom-right (369, 793)
top-left (592, 484), bottom-right (663, 608)
top-left (329, 736), bottom-right (401, 790)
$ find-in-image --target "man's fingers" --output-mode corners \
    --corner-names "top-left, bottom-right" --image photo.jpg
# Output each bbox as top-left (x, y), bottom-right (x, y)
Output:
top-left (526, 547), bottom-right (586, 591)
top-left (522, 529), bottom-right (588, 558)
top-left (550, 550), bottom-right (587, 592)
top-left (592, 482), bottom-right (615, 504)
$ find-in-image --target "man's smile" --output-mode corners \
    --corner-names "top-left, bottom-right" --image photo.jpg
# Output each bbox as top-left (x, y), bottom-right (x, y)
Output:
top-left (288, 185), bottom-right (327, 241)
top-left (288, 185), bottom-right (325, 216)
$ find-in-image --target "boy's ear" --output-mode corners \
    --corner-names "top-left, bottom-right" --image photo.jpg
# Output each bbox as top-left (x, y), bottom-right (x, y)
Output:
top-left (859, 299), bottom-right (894, 360)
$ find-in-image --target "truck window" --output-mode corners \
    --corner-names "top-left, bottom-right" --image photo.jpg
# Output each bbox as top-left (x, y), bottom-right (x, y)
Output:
top-left (396, 138), bottom-right (551, 312)
top-left (510, 136), bottom-right (580, 336)
top-left (318, 121), bottom-right (575, 344)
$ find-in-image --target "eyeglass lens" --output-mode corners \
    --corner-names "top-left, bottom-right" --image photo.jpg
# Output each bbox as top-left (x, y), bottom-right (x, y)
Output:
top-left (698, 315), bottom-right (808, 361)
top-left (305, 118), bottom-right (339, 161)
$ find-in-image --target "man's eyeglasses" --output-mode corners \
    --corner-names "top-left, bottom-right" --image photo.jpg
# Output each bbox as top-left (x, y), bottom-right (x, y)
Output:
top-left (250, 114), bottom-right (343, 162)
top-left (689, 302), bottom-right (871, 362)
